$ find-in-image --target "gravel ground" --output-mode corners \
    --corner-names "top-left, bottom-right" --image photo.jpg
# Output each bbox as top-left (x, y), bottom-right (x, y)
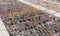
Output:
top-left (0, 0), bottom-right (32, 12)
top-left (24, 0), bottom-right (60, 12)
